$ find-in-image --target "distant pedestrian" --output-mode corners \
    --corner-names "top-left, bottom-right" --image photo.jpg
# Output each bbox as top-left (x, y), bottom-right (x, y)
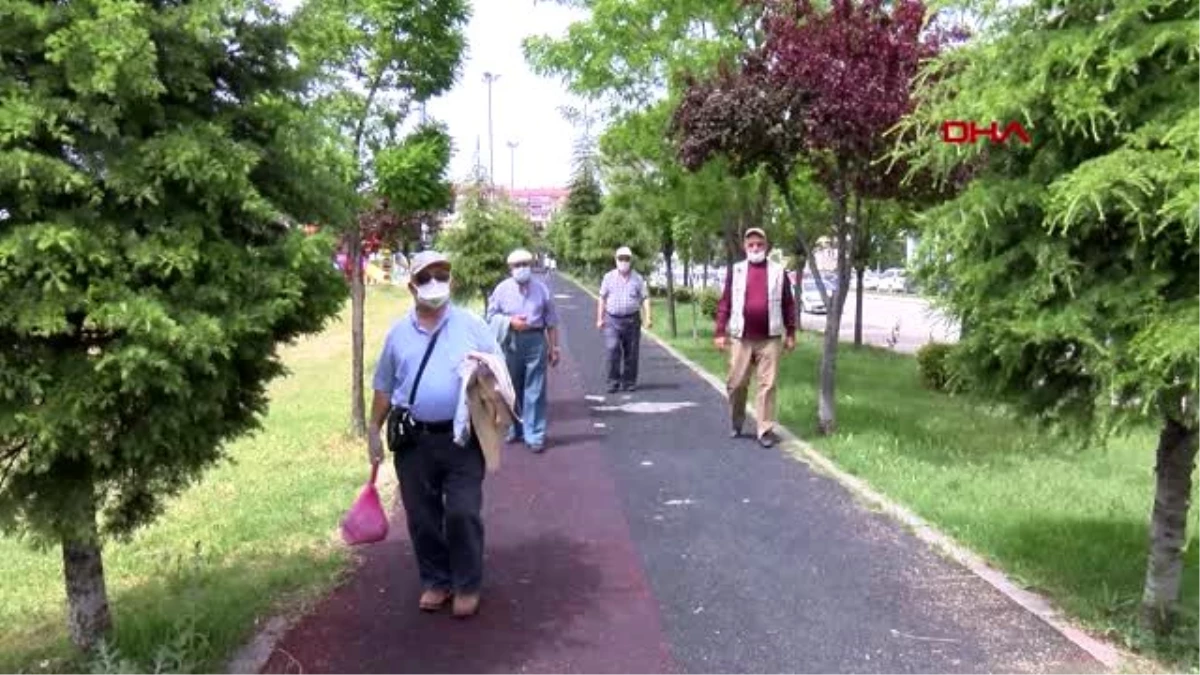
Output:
top-left (714, 228), bottom-right (797, 447)
top-left (368, 250), bottom-right (502, 618)
top-left (485, 248), bottom-right (561, 453)
top-left (596, 246), bottom-right (653, 393)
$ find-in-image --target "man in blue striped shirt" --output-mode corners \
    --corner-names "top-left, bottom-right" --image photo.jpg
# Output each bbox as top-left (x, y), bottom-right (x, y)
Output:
top-left (485, 248), bottom-right (560, 452)
top-left (597, 246), bottom-right (653, 393)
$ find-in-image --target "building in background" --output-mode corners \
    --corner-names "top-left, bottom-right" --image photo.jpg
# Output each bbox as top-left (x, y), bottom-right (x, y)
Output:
top-left (439, 184), bottom-right (569, 233)
top-left (503, 187), bottom-right (570, 231)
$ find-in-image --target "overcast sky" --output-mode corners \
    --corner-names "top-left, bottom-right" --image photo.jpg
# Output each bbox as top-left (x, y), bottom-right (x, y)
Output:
top-left (425, 1), bottom-right (589, 189)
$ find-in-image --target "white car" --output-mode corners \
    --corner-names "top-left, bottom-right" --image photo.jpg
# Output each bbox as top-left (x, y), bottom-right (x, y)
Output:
top-left (799, 279), bottom-right (827, 314)
top-left (878, 269), bottom-right (908, 293)
top-left (862, 270), bottom-right (882, 290)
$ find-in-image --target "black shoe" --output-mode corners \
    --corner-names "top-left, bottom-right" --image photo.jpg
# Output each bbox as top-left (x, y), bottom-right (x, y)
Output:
top-left (622, 383), bottom-right (638, 392)
top-left (758, 430), bottom-right (782, 448)
top-left (731, 424), bottom-right (744, 439)
top-left (527, 443), bottom-right (545, 454)
top-left (606, 384), bottom-right (620, 394)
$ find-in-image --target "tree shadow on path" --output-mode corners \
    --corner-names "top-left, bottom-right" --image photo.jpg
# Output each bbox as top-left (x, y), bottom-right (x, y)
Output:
top-left (262, 531), bottom-right (663, 674)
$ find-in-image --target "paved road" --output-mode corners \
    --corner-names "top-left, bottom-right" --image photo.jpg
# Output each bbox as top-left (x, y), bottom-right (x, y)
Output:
top-left (260, 275), bottom-right (1098, 674)
top-left (798, 292), bottom-right (960, 354)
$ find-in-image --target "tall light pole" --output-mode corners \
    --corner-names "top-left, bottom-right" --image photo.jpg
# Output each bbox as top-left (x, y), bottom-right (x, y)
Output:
top-left (482, 72), bottom-right (501, 186)
top-left (506, 140), bottom-right (519, 191)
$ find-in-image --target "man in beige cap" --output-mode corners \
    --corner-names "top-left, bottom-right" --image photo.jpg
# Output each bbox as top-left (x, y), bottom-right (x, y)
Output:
top-left (368, 250), bottom-right (499, 617)
top-left (597, 246), bottom-right (652, 393)
top-left (714, 228), bottom-right (796, 447)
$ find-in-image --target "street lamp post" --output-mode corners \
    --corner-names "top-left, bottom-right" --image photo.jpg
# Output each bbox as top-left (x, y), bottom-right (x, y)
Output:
top-left (507, 140), bottom-right (519, 191)
top-left (482, 72), bottom-right (501, 186)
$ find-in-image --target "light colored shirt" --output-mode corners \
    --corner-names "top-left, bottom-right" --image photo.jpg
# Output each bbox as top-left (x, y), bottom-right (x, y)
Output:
top-left (372, 305), bottom-right (500, 422)
top-left (599, 269), bottom-right (647, 316)
top-left (485, 277), bottom-right (559, 329)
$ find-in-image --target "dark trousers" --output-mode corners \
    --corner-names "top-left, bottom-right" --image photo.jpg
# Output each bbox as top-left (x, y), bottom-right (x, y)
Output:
top-left (393, 430), bottom-right (485, 593)
top-left (604, 312), bottom-right (641, 388)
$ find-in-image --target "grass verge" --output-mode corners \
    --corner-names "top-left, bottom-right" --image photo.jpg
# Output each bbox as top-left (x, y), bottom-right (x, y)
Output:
top-left (0, 285), bottom-right (410, 673)
top-left (646, 295), bottom-right (1199, 671)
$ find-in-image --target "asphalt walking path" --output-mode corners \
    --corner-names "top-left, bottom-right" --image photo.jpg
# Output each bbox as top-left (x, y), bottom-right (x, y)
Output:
top-left (261, 273), bottom-right (1101, 674)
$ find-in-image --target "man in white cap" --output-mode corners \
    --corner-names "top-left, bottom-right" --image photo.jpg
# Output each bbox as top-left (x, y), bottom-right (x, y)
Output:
top-left (368, 249), bottom-right (500, 617)
top-left (597, 246), bottom-right (652, 393)
top-left (485, 248), bottom-right (560, 452)
top-left (714, 228), bottom-right (796, 448)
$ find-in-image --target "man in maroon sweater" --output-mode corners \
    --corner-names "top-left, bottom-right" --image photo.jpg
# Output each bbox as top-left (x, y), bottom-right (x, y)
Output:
top-left (714, 228), bottom-right (797, 447)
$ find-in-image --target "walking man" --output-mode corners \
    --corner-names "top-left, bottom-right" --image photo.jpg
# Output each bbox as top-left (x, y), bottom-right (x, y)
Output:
top-left (486, 248), bottom-right (560, 452)
top-left (714, 228), bottom-right (797, 448)
top-left (368, 250), bottom-right (500, 617)
top-left (596, 246), bottom-right (652, 393)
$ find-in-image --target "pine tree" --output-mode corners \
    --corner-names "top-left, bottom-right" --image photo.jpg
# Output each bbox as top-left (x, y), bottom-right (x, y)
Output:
top-left (0, 0), bottom-right (348, 651)
top-left (893, 0), bottom-right (1199, 638)
top-left (562, 137), bottom-right (605, 271)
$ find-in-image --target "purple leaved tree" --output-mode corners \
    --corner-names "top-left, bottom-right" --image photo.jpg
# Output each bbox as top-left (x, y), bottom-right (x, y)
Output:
top-left (672, 0), bottom-right (965, 434)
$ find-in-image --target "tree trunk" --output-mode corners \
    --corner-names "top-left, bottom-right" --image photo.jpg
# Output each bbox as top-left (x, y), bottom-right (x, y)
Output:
top-left (683, 252), bottom-right (691, 288)
top-left (852, 195), bottom-right (867, 347)
top-left (61, 488), bottom-right (111, 652)
top-left (348, 230), bottom-right (367, 438)
top-left (854, 265), bottom-right (865, 346)
top-left (664, 245), bottom-right (678, 339)
top-left (817, 190), bottom-right (851, 435)
top-left (1140, 414), bottom-right (1198, 634)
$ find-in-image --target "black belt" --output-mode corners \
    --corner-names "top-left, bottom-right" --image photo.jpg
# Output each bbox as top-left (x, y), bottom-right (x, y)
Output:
top-left (513, 326), bottom-right (545, 333)
top-left (411, 419), bottom-right (454, 434)
top-left (607, 311), bottom-right (640, 318)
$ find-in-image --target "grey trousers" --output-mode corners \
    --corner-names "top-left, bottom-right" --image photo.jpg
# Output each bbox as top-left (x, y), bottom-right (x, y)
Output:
top-left (604, 312), bottom-right (641, 389)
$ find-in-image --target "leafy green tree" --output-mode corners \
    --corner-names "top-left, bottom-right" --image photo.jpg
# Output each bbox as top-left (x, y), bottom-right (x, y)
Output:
top-left (579, 201), bottom-right (655, 273)
top-left (893, 0), bottom-right (1198, 637)
top-left (437, 184), bottom-right (537, 304)
top-left (293, 0), bottom-right (467, 437)
top-left (524, 0), bottom-right (764, 264)
top-left (524, 0), bottom-right (756, 114)
top-left (543, 211), bottom-right (573, 266)
top-left (0, 0), bottom-right (348, 651)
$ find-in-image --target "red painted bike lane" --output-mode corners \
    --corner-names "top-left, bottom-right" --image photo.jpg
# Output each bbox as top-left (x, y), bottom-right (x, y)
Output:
top-left (261, 347), bottom-right (677, 674)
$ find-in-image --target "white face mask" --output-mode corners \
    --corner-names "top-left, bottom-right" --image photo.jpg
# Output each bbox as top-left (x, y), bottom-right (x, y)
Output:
top-left (512, 266), bottom-right (532, 283)
top-left (616, 260), bottom-right (631, 273)
top-left (414, 279), bottom-right (450, 308)
top-left (747, 251), bottom-right (767, 264)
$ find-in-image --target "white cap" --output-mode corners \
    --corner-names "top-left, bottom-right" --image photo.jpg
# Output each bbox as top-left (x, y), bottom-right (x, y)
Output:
top-left (744, 227), bottom-right (767, 241)
top-left (615, 246), bottom-right (633, 258)
top-left (507, 248), bottom-right (534, 265)
top-left (409, 250), bottom-right (450, 277)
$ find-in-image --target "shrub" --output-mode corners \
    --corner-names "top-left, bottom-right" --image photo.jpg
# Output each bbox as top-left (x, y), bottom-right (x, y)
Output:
top-left (916, 342), bottom-right (960, 392)
top-left (698, 289), bottom-right (720, 319)
top-left (673, 286), bottom-right (694, 303)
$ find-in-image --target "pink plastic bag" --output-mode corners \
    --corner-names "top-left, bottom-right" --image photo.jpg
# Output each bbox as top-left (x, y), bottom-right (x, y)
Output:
top-left (340, 464), bottom-right (389, 546)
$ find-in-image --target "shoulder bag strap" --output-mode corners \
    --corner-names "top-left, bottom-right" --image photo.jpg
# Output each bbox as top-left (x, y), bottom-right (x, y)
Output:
top-left (406, 325), bottom-right (443, 408)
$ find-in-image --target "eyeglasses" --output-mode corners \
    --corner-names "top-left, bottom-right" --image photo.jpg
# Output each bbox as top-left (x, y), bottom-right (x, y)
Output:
top-left (414, 268), bottom-right (451, 285)
top-left (510, 261), bottom-right (531, 268)
top-left (745, 240), bottom-right (767, 251)
top-left (616, 256), bottom-right (632, 262)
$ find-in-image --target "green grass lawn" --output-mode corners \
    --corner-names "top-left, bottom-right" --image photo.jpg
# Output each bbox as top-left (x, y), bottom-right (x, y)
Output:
top-left (649, 296), bottom-right (1199, 671)
top-left (0, 285), bottom-right (411, 673)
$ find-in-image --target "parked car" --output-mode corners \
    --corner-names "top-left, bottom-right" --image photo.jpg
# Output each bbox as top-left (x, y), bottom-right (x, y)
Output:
top-left (878, 268), bottom-right (909, 293)
top-left (799, 278), bottom-right (837, 314)
top-left (862, 270), bottom-right (882, 291)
